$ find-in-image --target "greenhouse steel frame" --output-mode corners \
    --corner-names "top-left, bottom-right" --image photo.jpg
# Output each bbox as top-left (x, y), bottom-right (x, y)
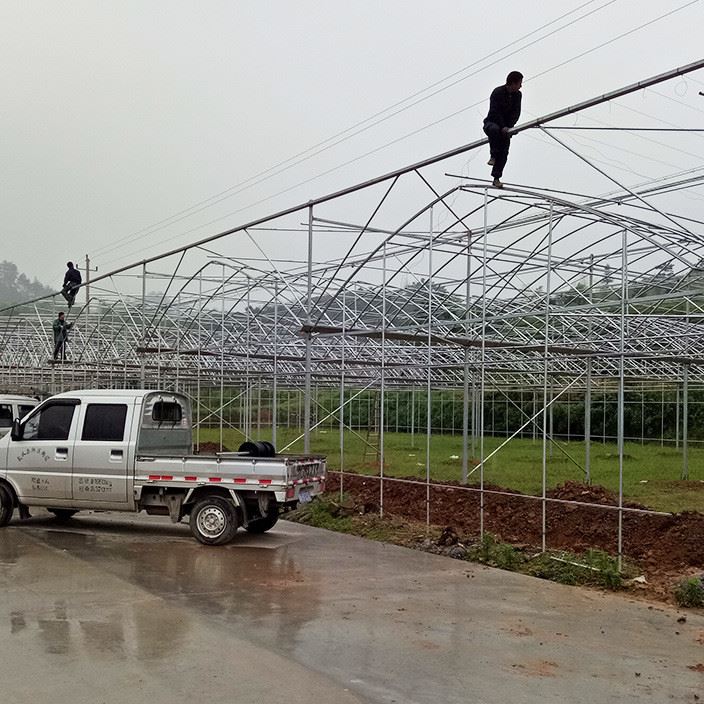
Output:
top-left (1, 60), bottom-right (704, 564)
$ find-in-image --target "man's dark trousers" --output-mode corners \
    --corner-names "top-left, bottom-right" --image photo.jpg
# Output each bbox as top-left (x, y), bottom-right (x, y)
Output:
top-left (483, 121), bottom-right (511, 179)
top-left (53, 339), bottom-right (65, 360)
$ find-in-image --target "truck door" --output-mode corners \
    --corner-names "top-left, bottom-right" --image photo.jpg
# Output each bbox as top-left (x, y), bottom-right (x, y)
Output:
top-left (72, 402), bottom-right (130, 502)
top-left (6, 399), bottom-right (78, 500)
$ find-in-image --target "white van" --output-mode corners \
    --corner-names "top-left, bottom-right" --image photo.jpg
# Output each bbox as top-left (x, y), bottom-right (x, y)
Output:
top-left (0, 395), bottom-right (40, 438)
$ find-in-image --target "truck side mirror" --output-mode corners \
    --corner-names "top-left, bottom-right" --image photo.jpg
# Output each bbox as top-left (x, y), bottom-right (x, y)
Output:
top-left (10, 419), bottom-right (22, 441)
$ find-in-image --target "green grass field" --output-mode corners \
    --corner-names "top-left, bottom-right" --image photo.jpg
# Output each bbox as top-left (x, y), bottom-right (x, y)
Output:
top-left (196, 426), bottom-right (704, 514)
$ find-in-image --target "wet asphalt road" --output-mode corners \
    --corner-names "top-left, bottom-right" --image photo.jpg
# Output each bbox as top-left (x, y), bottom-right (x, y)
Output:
top-left (1, 511), bottom-right (703, 703)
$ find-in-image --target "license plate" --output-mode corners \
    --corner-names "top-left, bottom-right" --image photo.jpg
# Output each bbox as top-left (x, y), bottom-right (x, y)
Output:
top-left (298, 489), bottom-right (312, 504)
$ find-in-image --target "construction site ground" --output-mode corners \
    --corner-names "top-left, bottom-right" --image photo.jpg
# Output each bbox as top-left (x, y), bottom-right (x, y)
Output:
top-left (320, 473), bottom-right (704, 605)
top-left (2, 512), bottom-right (703, 703)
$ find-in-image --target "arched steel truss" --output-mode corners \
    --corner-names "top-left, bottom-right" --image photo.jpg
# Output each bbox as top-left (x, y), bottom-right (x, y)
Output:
top-left (1, 61), bottom-right (703, 560)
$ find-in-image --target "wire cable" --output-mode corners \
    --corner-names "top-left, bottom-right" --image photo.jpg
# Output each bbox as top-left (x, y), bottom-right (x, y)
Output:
top-left (93, 0), bottom-right (619, 260)
top-left (102, 1), bottom-right (702, 267)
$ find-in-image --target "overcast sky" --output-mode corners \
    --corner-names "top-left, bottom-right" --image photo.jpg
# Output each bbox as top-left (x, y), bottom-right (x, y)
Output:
top-left (2, 0), bottom-right (702, 287)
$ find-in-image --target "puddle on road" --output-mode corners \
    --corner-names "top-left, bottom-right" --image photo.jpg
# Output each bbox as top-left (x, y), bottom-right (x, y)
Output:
top-left (9, 597), bottom-right (191, 660)
top-left (5, 521), bottom-right (321, 662)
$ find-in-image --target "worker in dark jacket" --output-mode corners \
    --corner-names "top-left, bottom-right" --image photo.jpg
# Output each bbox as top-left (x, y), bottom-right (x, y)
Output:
top-left (53, 312), bottom-right (73, 360)
top-left (60, 261), bottom-right (82, 308)
top-left (483, 71), bottom-right (523, 188)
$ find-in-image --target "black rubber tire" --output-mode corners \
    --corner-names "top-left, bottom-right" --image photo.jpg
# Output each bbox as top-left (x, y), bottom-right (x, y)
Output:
top-left (238, 441), bottom-right (259, 457)
top-left (48, 509), bottom-right (78, 523)
top-left (261, 441), bottom-right (276, 457)
top-left (238, 441), bottom-right (276, 458)
top-left (189, 496), bottom-right (238, 546)
top-left (244, 509), bottom-right (279, 534)
top-left (0, 485), bottom-right (14, 527)
top-left (254, 440), bottom-right (273, 457)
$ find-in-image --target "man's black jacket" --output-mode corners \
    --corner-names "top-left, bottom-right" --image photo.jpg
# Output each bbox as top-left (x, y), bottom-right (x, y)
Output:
top-left (64, 267), bottom-right (82, 286)
top-left (484, 85), bottom-right (522, 129)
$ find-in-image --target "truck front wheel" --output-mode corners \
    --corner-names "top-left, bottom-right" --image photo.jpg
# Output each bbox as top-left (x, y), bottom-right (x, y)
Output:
top-left (0, 485), bottom-right (15, 527)
top-left (189, 496), bottom-right (238, 545)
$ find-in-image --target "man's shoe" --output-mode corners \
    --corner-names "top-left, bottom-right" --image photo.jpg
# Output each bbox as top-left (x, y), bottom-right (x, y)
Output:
top-left (487, 158), bottom-right (496, 166)
top-left (492, 178), bottom-right (503, 189)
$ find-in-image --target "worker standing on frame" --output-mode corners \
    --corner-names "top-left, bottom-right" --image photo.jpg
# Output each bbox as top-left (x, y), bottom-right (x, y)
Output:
top-left (483, 71), bottom-right (523, 189)
top-left (53, 311), bottom-right (73, 361)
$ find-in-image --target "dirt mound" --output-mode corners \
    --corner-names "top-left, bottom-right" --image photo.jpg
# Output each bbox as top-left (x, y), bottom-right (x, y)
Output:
top-left (547, 480), bottom-right (645, 509)
top-left (326, 474), bottom-right (704, 575)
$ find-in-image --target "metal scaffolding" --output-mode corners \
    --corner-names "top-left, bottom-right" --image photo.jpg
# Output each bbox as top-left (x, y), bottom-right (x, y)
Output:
top-left (1, 60), bottom-right (703, 562)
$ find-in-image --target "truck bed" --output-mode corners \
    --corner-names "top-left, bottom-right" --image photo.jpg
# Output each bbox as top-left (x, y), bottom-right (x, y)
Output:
top-left (135, 453), bottom-right (326, 496)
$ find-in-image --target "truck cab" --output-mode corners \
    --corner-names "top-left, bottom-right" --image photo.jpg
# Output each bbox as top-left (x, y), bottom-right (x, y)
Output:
top-left (1, 389), bottom-right (188, 510)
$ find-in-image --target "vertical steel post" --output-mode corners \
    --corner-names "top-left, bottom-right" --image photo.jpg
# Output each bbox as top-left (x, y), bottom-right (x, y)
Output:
top-left (410, 388), bottom-right (415, 448)
top-left (175, 292), bottom-right (180, 393)
top-left (256, 379), bottom-right (261, 434)
top-left (640, 383), bottom-right (645, 446)
top-left (380, 242), bottom-right (387, 517)
top-left (304, 205), bottom-right (313, 454)
top-left (541, 203), bottom-right (554, 553)
top-left (585, 254), bottom-right (593, 482)
top-left (140, 262), bottom-right (146, 387)
top-left (219, 264), bottom-right (225, 451)
top-left (272, 280), bottom-right (278, 450)
top-left (95, 304), bottom-right (101, 388)
top-left (660, 384), bottom-right (665, 447)
top-left (548, 381), bottom-right (554, 458)
top-left (252, 374), bottom-right (262, 435)
top-left (585, 358), bottom-right (592, 483)
top-left (617, 228), bottom-right (627, 572)
top-left (239, 383), bottom-right (244, 435)
top-left (682, 364), bottom-right (689, 480)
top-left (479, 190), bottom-right (488, 537)
top-left (675, 387), bottom-right (680, 449)
top-left (245, 278), bottom-right (251, 440)
top-left (340, 288), bottom-right (346, 500)
top-left (196, 270), bottom-right (202, 450)
top-left (156, 330), bottom-right (161, 389)
top-left (426, 207), bottom-right (433, 528)
top-left (85, 254), bottom-right (91, 316)
top-left (462, 228), bottom-right (471, 484)
top-left (471, 375), bottom-right (477, 457)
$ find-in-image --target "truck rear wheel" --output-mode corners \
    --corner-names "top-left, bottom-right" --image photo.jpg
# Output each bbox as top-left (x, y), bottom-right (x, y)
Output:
top-left (189, 496), bottom-right (238, 545)
top-left (245, 509), bottom-right (279, 534)
top-left (0, 485), bottom-right (14, 527)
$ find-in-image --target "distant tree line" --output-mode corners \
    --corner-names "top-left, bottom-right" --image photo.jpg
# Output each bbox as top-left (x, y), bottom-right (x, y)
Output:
top-left (198, 386), bottom-right (701, 444)
top-left (0, 260), bottom-right (53, 307)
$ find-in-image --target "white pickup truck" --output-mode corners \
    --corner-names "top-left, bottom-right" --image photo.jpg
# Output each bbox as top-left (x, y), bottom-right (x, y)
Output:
top-left (0, 389), bottom-right (326, 545)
